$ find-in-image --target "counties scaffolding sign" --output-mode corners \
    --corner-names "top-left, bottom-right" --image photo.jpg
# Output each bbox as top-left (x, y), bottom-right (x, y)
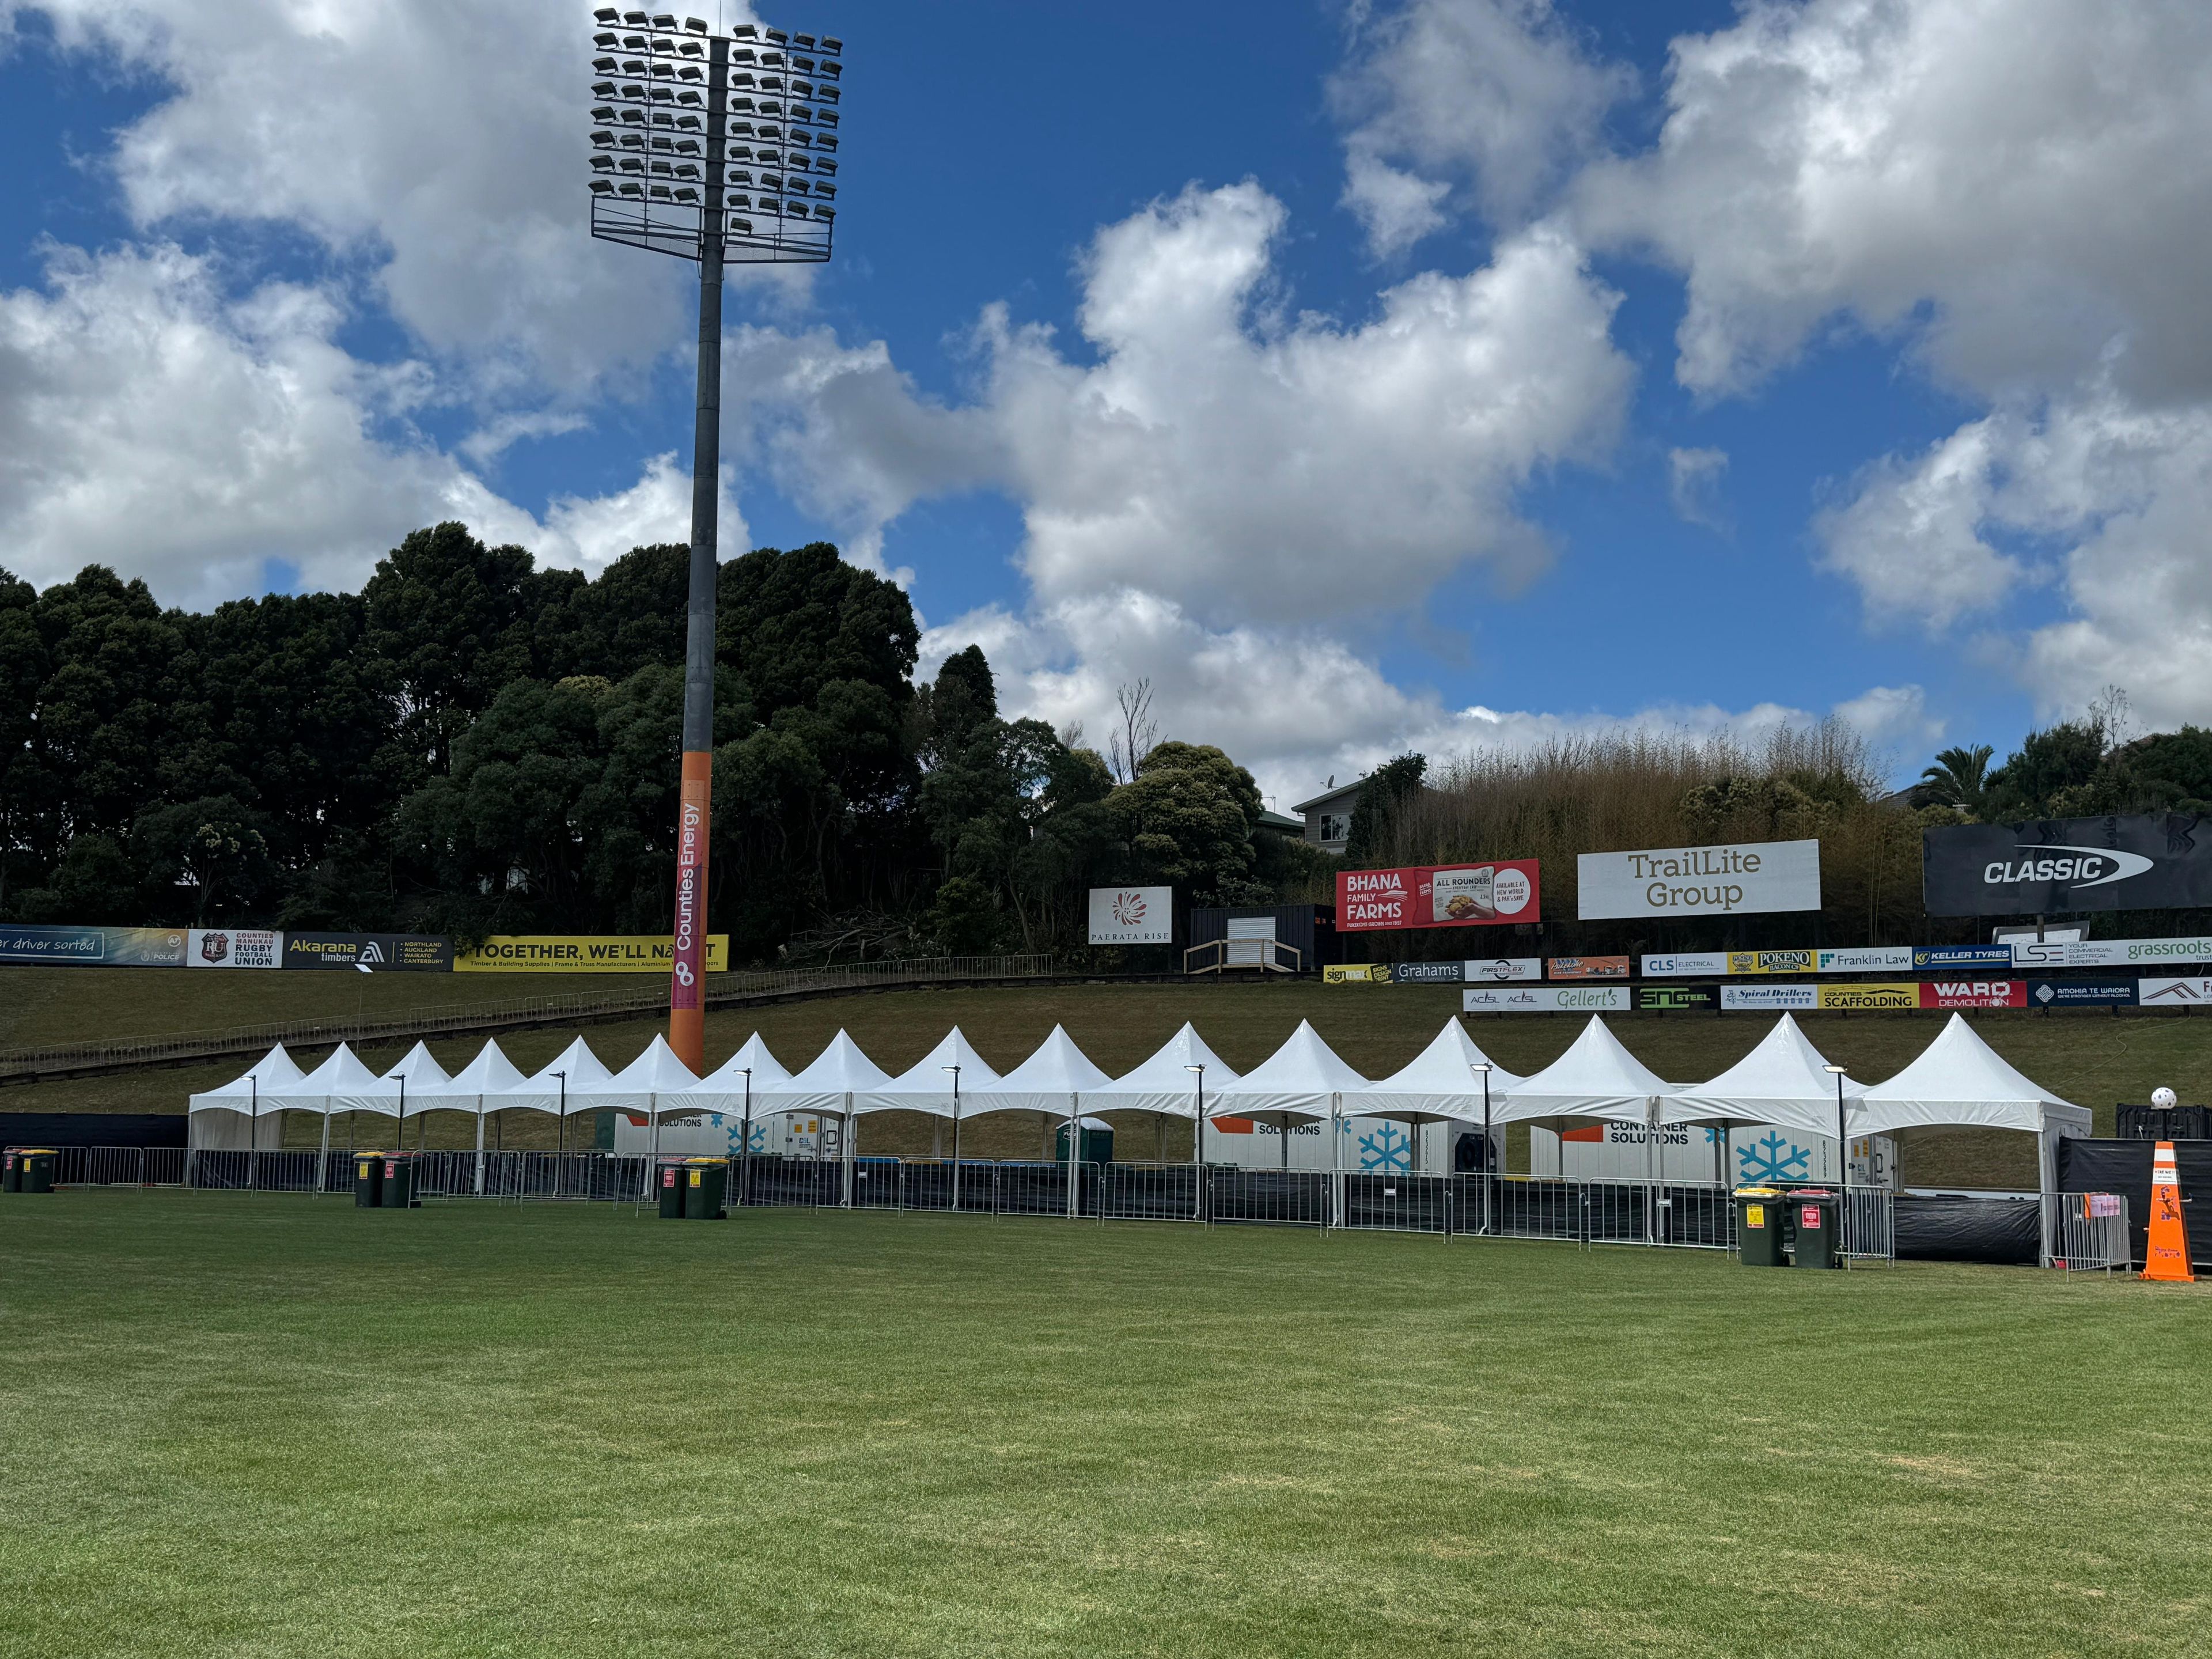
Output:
top-left (1337, 861), bottom-right (1541, 932)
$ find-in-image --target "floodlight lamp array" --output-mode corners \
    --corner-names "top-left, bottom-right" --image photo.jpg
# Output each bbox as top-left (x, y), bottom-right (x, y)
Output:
top-left (588, 11), bottom-right (843, 264)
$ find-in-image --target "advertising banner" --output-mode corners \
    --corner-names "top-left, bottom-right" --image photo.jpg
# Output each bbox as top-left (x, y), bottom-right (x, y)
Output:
top-left (1923, 814), bottom-right (2212, 916)
top-left (285, 933), bottom-right (455, 972)
top-left (1464, 956), bottom-right (1543, 983)
top-left (187, 929), bottom-right (282, 968)
top-left (1577, 838), bottom-right (1820, 919)
top-left (2027, 979), bottom-right (2138, 1007)
top-left (1338, 861), bottom-right (1541, 932)
top-left (1323, 964), bottom-right (1391, 984)
top-left (2011, 934), bottom-right (2212, 970)
top-left (1548, 956), bottom-right (1630, 980)
top-left (1640, 952), bottom-right (1729, 979)
top-left (0, 925), bottom-right (188, 967)
top-left (670, 775), bottom-right (710, 1016)
top-left (1088, 886), bottom-right (1173, 945)
top-left (1912, 945), bottom-right (2013, 971)
top-left (1722, 984), bottom-right (1817, 1011)
top-left (1637, 984), bottom-right (1719, 1012)
top-left (1728, 949), bottom-right (1817, 976)
top-left (1389, 961), bottom-right (1464, 984)
top-left (1816, 946), bottom-right (1916, 973)
top-left (1819, 982), bottom-right (1921, 1010)
top-left (1463, 984), bottom-right (1630, 1014)
top-left (1917, 979), bottom-right (2025, 1010)
top-left (2139, 977), bottom-right (2212, 1007)
top-left (452, 935), bottom-right (728, 973)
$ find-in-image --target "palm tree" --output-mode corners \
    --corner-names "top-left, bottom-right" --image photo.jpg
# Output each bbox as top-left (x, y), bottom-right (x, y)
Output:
top-left (1918, 743), bottom-right (1995, 819)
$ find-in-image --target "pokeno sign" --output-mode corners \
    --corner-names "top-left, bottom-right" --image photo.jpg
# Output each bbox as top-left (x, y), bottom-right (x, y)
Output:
top-left (1088, 886), bottom-right (1173, 945)
top-left (1577, 839), bottom-right (1821, 919)
top-left (1336, 861), bottom-right (1541, 933)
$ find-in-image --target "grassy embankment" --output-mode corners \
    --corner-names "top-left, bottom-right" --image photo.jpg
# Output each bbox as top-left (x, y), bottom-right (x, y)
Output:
top-left (1, 1195), bottom-right (2206, 1659)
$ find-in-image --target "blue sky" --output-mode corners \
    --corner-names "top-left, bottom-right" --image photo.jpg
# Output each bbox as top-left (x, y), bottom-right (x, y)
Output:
top-left (3, 1), bottom-right (2207, 804)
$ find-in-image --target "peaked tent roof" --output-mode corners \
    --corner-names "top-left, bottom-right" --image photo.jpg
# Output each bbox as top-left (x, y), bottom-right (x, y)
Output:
top-left (772, 1031), bottom-right (895, 1113)
top-left (854, 1028), bottom-right (1002, 1118)
top-left (1670, 1015), bottom-right (1863, 1135)
top-left (486, 1035), bottom-right (616, 1115)
top-left (382, 1042), bottom-right (455, 1094)
top-left (699, 1033), bottom-right (793, 1092)
top-left (1089, 1024), bottom-right (1243, 1116)
top-left (1858, 1013), bottom-right (2091, 1135)
top-left (1346, 1021), bottom-right (1524, 1122)
top-left (969, 1026), bottom-right (1114, 1115)
top-left (262, 1043), bottom-right (401, 1116)
top-left (186, 1044), bottom-right (306, 1113)
top-left (1499, 1017), bottom-right (1677, 1124)
top-left (430, 1039), bottom-right (533, 1104)
top-left (589, 1033), bottom-right (707, 1115)
top-left (1213, 1020), bottom-right (1370, 1120)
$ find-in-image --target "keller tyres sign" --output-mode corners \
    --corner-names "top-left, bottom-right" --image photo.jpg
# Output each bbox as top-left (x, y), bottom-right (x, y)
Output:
top-left (1577, 839), bottom-right (1821, 919)
top-left (1923, 813), bottom-right (2212, 916)
top-left (1337, 861), bottom-right (1541, 932)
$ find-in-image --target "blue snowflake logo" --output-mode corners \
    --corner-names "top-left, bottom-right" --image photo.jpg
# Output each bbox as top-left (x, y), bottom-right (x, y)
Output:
top-left (1358, 1121), bottom-right (1412, 1172)
top-left (1738, 1131), bottom-right (1811, 1184)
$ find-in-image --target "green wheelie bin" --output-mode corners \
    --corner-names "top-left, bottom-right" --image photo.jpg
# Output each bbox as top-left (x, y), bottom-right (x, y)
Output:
top-left (1734, 1187), bottom-right (1786, 1267)
top-left (2, 1149), bottom-right (21, 1193)
top-left (354, 1152), bottom-right (384, 1209)
top-left (657, 1161), bottom-right (685, 1219)
top-left (381, 1154), bottom-right (418, 1210)
top-left (1790, 1188), bottom-right (1840, 1268)
top-left (21, 1149), bottom-right (58, 1194)
top-left (683, 1158), bottom-right (729, 1219)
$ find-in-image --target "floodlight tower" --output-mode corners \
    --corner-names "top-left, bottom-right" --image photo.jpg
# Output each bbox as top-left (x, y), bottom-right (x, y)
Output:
top-left (586, 9), bottom-right (846, 1072)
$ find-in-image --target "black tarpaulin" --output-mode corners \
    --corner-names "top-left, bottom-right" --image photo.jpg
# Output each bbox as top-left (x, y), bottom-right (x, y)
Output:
top-left (1894, 1195), bottom-right (2040, 1264)
top-left (2056, 1138), bottom-right (2212, 1267)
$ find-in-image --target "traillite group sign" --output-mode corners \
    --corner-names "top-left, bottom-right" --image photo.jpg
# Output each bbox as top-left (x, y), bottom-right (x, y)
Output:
top-left (1923, 814), bottom-right (2212, 916)
top-left (1577, 839), bottom-right (1821, 919)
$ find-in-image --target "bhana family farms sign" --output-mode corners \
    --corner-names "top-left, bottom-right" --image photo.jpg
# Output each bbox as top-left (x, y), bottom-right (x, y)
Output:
top-left (1336, 861), bottom-right (1541, 933)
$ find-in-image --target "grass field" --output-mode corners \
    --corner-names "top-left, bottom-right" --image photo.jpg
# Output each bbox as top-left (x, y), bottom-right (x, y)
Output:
top-left (2, 1194), bottom-right (2207, 1658)
top-left (10, 975), bottom-right (2211, 1188)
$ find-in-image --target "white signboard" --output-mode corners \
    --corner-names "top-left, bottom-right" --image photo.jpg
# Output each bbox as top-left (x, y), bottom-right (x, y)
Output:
top-left (2139, 977), bottom-right (2212, 1007)
top-left (1719, 983), bottom-right (1817, 1010)
top-left (1578, 839), bottom-right (1821, 919)
top-left (1641, 952), bottom-right (1729, 978)
top-left (2012, 934), bottom-right (2212, 969)
top-left (1816, 946), bottom-right (1915, 972)
top-left (1088, 886), bottom-right (1172, 945)
top-left (187, 928), bottom-right (282, 968)
top-left (1463, 956), bottom-right (1543, 982)
top-left (1463, 984), bottom-right (1630, 1014)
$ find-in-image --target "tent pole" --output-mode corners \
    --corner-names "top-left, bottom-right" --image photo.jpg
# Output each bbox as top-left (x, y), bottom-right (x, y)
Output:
top-left (474, 1103), bottom-right (486, 1196)
top-left (950, 1074), bottom-right (962, 1214)
top-left (1482, 1071), bottom-right (1494, 1238)
top-left (740, 1069), bottom-right (753, 1211)
top-left (842, 1093), bottom-right (853, 1209)
top-left (248, 1077), bottom-right (258, 1192)
top-left (650, 1092), bottom-right (662, 1205)
top-left (1066, 1093), bottom-right (1078, 1219)
top-left (1330, 1094), bottom-right (1341, 1230)
top-left (318, 1108), bottom-right (330, 1196)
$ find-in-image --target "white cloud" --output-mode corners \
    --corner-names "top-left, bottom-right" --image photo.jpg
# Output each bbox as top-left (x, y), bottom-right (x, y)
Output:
top-left (0, 243), bottom-right (721, 604)
top-left (1666, 445), bottom-right (1729, 531)
top-left (1332, 0), bottom-right (1633, 255)
top-left (1577, 0), bottom-right (2212, 401)
top-left (738, 182), bottom-right (1634, 628)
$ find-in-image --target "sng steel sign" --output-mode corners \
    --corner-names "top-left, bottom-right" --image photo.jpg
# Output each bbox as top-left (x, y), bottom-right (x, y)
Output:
top-left (1923, 814), bottom-right (2212, 916)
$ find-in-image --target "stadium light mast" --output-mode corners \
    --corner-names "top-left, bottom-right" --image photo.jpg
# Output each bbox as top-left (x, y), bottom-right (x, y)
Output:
top-left (586, 7), bottom-right (847, 1072)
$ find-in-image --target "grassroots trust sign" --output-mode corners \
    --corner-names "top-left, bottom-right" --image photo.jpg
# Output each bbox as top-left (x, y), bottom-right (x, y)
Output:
top-left (1578, 839), bottom-right (1821, 920)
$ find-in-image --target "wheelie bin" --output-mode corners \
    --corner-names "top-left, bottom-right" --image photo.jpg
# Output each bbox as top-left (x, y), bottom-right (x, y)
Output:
top-left (354, 1152), bottom-right (384, 1209)
top-left (381, 1153), bottom-right (418, 1210)
top-left (1734, 1187), bottom-right (1785, 1267)
top-left (683, 1158), bottom-right (728, 1219)
top-left (1790, 1188), bottom-right (1840, 1268)
top-left (21, 1149), bottom-right (57, 1194)
top-left (657, 1161), bottom-right (685, 1219)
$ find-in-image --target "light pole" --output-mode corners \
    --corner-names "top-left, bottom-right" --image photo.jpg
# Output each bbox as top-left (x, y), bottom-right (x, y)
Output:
top-left (1472, 1061), bottom-right (1493, 1237)
top-left (587, 9), bottom-right (847, 1073)
top-left (738, 1066), bottom-right (753, 1206)
top-left (943, 1064), bottom-right (963, 1212)
top-left (1825, 1061), bottom-right (1850, 1253)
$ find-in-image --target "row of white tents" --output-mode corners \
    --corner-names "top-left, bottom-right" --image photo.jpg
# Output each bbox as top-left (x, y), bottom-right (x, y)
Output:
top-left (189, 1013), bottom-right (2088, 1191)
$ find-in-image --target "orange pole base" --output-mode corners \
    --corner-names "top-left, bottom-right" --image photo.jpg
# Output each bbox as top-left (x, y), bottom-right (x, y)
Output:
top-left (669, 750), bottom-right (712, 1075)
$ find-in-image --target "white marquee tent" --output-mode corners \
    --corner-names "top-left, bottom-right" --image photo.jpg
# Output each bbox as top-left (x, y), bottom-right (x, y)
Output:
top-left (1083, 1022), bottom-right (1240, 1118)
top-left (1349, 1020), bottom-right (1522, 1124)
top-left (185, 1042), bottom-right (303, 1149)
top-left (855, 1028), bottom-right (1000, 1119)
top-left (970, 1025), bottom-right (1113, 1117)
top-left (1501, 1016), bottom-right (1679, 1126)
top-left (1669, 1014), bottom-right (1862, 1140)
top-left (1214, 1019), bottom-right (1369, 1124)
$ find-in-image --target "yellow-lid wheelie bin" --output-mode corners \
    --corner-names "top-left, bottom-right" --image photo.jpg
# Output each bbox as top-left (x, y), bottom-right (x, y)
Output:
top-left (683, 1158), bottom-right (728, 1219)
top-left (1734, 1187), bottom-right (1786, 1267)
top-left (21, 1150), bottom-right (58, 1194)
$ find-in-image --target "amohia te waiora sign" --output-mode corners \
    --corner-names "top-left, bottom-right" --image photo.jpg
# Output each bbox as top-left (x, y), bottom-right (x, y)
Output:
top-left (1577, 839), bottom-right (1823, 919)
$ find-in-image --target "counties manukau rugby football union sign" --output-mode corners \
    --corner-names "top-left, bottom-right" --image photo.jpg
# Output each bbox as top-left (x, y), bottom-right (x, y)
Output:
top-left (1577, 839), bottom-right (1821, 920)
top-left (1922, 815), bottom-right (2212, 916)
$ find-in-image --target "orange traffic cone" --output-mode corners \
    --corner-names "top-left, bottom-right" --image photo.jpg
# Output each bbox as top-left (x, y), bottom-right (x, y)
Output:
top-left (2142, 1140), bottom-right (2195, 1284)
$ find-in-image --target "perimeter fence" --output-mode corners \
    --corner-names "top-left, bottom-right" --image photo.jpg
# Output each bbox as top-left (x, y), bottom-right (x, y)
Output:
top-left (2043, 1191), bottom-right (2131, 1272)
top-left (29, 1145), bottom-right (1910, 1259)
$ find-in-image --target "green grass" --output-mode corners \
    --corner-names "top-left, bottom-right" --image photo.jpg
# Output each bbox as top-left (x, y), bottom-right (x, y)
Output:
top-left (12, 980), bottom-right (2210, 1187)
top-left (2, 1195), bottom-right (2207, 1658)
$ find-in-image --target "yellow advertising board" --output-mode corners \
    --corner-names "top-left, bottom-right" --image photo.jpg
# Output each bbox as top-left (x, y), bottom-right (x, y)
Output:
top-left (454, 934), bottom-right (730, 974)
top-left (1726, 949), bottom-right (1817, 976)
top-left (1817, 981), bottom-right (1919, 1011)
top-left (1323, 963), bottom-right (1393, 984)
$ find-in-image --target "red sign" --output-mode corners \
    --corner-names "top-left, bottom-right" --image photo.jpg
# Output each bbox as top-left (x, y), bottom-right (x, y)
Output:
top-left (1801, 1204), bottom-right (1821, 1229)
top-left (1919, 979), bottom-right (2026, 1009)
top-left (1548, 956), bottom-right (1630, 981)
top-left (1336, 861), bottom-right (1541, 932)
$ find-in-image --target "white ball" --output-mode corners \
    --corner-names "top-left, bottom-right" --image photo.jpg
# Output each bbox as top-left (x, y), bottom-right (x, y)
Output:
top-left (2152, 1086), bottom-right (2178, 1109)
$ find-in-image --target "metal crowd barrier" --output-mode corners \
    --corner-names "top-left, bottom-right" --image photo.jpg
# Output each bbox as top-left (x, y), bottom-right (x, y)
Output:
top-left (2045, 1192), bottom-right (2131, 1272)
